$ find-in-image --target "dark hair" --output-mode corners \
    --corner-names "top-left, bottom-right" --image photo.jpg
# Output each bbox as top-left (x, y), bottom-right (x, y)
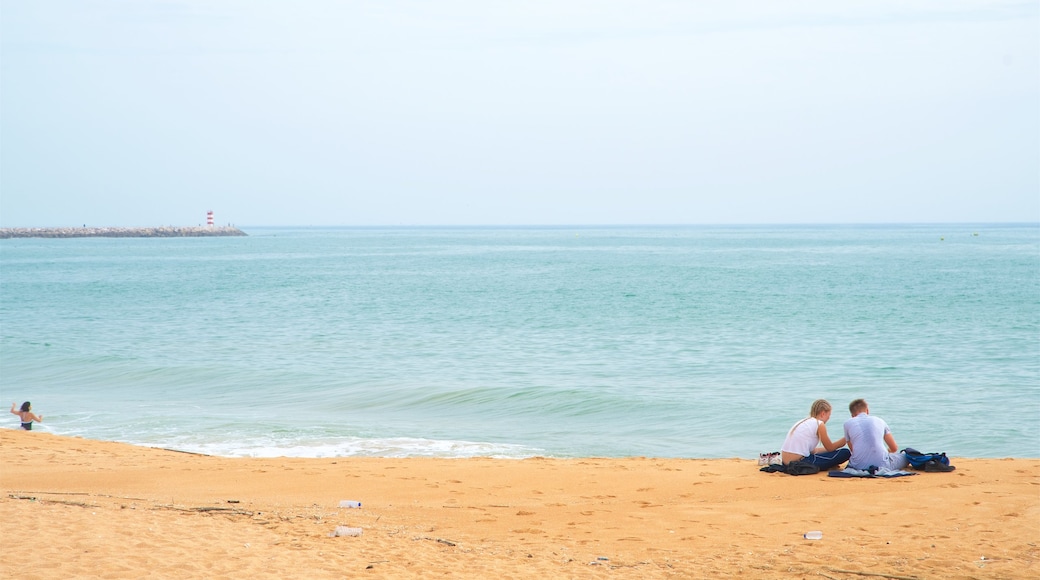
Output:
top-left (20, 401), bottom-right (31, 413)
top-left (848, 399), bottom-right (867, 415)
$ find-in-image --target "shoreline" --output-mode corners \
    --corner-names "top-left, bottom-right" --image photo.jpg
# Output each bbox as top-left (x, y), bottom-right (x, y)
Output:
top-left (1, 431), bottom-right (1037, 578)
top-left (13, 428), bottom-right (1040, 461)
top-left (0, 226), bottom-right (247, 238)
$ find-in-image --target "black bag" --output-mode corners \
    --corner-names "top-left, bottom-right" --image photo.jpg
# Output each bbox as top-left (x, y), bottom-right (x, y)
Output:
top-left (785, 461), bottom-right (821, 476)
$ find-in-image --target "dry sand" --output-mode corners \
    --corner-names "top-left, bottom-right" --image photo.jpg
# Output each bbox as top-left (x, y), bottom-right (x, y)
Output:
top-left (1, 430), bottom-right (1037, 579)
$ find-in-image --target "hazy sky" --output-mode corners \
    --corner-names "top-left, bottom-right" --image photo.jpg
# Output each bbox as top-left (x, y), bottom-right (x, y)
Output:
top-left (2, 1), bottom-right (1037, 227)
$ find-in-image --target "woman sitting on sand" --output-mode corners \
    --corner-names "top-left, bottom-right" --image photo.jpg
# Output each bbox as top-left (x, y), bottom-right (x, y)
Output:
top-left (780, 399), bottom-right (850, 469)
top-left (10, 401), bottom-right (43, 431)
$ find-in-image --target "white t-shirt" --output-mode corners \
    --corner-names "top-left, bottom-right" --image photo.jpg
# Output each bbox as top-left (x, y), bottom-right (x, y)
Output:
top-left (781, 417), bottom-right (822, 456)
top-left (844, 413), bottom-right (906, 470)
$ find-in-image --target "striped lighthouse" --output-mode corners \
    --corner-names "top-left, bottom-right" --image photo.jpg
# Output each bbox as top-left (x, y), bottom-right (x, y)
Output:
top-left (207, 211), bottom-right (214, 226)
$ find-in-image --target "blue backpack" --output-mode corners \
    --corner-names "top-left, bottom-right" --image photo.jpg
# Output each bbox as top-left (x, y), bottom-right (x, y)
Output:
top-left (903, 448), bottom-right (954, 472)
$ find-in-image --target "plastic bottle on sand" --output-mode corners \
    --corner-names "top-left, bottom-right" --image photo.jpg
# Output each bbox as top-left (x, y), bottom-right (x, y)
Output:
top-left (331, 526), bottom-right (362, 537)
top-left (339, 500), bottom-right (362, 508)
top-left (803, 531), bottom-right (823, 540)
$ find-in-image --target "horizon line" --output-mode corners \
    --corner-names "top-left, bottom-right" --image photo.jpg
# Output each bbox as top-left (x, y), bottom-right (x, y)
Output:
top-left (2, 221), bottom-right (1037, 230)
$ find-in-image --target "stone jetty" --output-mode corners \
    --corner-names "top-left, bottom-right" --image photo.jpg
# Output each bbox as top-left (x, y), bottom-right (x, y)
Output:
top-left (0, 226), bottom-right (248, 239)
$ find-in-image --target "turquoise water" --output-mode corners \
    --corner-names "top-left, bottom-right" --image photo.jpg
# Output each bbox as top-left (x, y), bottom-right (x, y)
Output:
top-left (1, 225), bottom-right (1037, 458)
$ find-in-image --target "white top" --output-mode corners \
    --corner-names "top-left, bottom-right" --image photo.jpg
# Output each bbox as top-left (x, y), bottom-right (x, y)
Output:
top-left (843, 413), bottom-right (902, 470)
top-left (781, 417), bottom-right (822, 456)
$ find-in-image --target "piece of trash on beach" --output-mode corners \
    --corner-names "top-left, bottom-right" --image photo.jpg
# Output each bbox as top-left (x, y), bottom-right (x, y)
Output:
top-left (338, 500), bottom-right (362, 508)
top-left (330, 526), bottom-right (363, 537)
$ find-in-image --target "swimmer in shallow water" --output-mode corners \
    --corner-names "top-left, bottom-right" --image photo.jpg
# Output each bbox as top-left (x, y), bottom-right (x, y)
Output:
top-left (10, 401), bottom-right (43, 430)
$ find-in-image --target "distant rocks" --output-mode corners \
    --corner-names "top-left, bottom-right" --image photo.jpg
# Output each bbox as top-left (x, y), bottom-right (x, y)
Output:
top-left (0, 226), bottom-right (248, 239)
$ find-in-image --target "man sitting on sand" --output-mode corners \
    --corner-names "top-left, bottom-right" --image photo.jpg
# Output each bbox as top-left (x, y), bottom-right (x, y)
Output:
top-left (843, 399), bottom-right (908, 471)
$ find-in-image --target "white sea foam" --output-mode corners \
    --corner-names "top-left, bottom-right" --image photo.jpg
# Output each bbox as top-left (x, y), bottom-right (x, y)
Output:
top-left (155, 437), bottom-right (543, 459)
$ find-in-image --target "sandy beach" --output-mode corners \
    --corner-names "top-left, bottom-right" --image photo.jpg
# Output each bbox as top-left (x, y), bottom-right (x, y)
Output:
top-left (1, 431), bottom-right (1036, 579)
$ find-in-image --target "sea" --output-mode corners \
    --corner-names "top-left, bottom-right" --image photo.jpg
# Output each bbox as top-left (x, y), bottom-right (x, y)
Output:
top-left (1, 224), bottom-right (1037, 459)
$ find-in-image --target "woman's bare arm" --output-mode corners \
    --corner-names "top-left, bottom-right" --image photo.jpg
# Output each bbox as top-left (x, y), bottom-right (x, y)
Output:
top-left (817, 422), bottom-right (846, 452)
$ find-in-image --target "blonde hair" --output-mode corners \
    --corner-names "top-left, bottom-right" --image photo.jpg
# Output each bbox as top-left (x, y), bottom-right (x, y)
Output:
top-left (809, 399), bottom-right (832, 418)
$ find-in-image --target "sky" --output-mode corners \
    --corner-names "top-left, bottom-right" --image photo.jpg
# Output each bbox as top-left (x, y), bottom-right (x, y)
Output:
top-left (1, 1), bottom-right (1037, 227)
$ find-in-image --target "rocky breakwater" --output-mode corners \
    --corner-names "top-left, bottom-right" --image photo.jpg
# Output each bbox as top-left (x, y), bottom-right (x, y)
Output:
top-left (0, 226), bottom-right (248, 239)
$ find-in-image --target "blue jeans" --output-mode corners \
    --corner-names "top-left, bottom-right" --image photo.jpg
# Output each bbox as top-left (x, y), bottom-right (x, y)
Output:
top-left (799, 449), bottom-right (851, 470)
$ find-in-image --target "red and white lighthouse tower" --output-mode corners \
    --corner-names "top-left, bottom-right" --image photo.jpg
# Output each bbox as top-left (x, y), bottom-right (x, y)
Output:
top-left (206, 211), bottom-right (214, 226)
